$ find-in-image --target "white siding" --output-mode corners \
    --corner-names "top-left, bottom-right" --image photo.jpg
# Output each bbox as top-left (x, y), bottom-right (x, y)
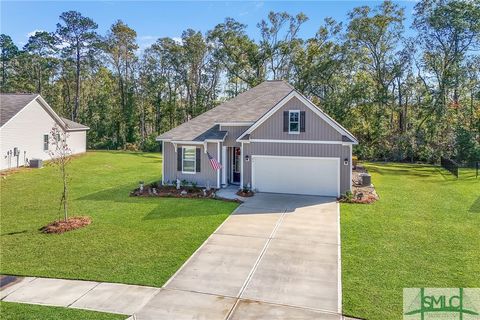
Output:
top-left (68, 131), bottom-right (87, 154)
top-left (0, 99), bottom-right (87, 170)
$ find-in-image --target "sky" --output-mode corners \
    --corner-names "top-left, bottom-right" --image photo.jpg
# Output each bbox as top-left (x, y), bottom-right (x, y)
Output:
top-left (1, 1), bottom-right (417, 51)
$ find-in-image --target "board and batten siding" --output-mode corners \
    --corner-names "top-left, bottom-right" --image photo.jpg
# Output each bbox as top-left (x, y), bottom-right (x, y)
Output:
top-left (163, 141), bottom-right (218, 187)
top-left (249, 96), bottom-right (342, 141)
top-left (242, 143), bottom-right (351, 194)
top-left (220, 125), bottom-right (249, 147)
top-left (0, 99), bottom-right (87, 171)
top-left (241, 95), bottom-right (352, 194)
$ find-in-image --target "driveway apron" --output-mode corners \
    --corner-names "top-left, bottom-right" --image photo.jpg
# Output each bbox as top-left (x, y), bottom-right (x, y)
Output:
top-left (134, 193), bottom-right (341, 320)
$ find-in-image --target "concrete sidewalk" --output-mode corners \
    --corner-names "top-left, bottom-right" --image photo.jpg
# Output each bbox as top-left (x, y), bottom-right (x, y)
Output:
top-left (0, 275), bottom-right (159, 315)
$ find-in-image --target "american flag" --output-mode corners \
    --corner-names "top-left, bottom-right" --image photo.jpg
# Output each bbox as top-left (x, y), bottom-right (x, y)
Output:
top-left (207, 152), bottom-right (222, 170)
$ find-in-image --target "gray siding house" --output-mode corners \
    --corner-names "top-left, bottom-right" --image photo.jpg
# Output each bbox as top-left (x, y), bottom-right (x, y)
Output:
top-left (157, 81), bottom-right (358, 197)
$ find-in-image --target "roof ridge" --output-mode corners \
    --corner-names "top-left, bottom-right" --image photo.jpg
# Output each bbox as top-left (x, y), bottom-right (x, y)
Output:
top-left (0, 93), bottom-right (38, 95)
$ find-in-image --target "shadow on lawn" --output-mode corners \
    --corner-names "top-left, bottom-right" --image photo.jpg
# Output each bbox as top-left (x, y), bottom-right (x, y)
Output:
top-left (76, 182), bottom-right (232, 220)
top-left (366, 163), bottom-right (469, 183)
top-left (469, 197), bottom-right (480, 213)
top-left (1, 230), bottom-right (28, 236)
top-left (92, 150), bottom-right (162, 161)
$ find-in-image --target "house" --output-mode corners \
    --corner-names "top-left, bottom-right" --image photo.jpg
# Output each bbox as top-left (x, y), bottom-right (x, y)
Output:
top-left (156, 81), bottom-right (358, 197)
top-left (0, 94), bottom-right (89, 171)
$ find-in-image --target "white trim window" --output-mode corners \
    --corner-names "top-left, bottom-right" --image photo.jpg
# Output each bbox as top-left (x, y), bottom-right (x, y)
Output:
top-left (289, 110), bottom-right (300, 134)
top-left (43, 134), bottom-right (49, 151)
top-left (182, 146), bottom-right (196, 174)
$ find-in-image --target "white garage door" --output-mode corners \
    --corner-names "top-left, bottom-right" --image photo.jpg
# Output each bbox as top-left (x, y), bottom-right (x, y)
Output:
top-left (252, 156), bottom-right (340, 196)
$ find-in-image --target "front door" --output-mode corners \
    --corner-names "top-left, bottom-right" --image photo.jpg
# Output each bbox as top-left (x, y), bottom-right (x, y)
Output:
top-left (232, 147), bottom-right (241, 184)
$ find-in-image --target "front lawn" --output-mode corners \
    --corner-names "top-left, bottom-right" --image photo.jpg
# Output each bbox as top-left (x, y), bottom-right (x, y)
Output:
top-left (0, 302), bottom-right (126, 320)
top-left (341, 163), bottom-right (479, 319)
top-left (0, 151), bottom-right (237, 287)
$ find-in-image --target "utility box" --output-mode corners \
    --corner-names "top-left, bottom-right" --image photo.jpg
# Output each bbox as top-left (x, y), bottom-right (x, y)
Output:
top-left (30, 159), bottom-right (43, 168)
top-left (360, 173), bottom-right (371, 186)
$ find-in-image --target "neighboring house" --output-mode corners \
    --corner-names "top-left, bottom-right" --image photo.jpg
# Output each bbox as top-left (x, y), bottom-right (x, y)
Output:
top-left (157, 81), bottom-right (358, 197)
top-left (0, 94), bottom-right (89, 171)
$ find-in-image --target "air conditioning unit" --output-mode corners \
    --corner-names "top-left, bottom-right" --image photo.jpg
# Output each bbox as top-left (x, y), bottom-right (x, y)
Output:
top-left (30, 159), bottom-right (43, 168)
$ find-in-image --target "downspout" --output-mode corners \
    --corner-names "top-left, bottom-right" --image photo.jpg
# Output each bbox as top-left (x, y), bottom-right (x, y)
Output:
top-left (349, 144), bottom-right (352, 192)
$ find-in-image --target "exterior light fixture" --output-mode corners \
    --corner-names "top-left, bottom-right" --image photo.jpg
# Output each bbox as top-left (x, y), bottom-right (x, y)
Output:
top-left (344, 158), bottom-right (349, 165)
top-left (245, 155), bottom-right (250, 162)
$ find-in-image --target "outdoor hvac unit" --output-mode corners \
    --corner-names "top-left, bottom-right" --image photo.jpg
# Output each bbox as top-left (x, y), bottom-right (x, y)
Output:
top-left (359, 173), bottom-right (371, 186)
top-left (30, 159), bottom-right (43, 168)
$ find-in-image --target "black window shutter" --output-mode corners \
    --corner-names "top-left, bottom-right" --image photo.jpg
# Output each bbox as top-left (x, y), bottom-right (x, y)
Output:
top-left (196, 148), bottom-right (201, 172)
top-left (300, 111), bottom-right (306, 132)
top-left (177, 147), bottom-right (182, 171)
top-left (283, 111), bottom-right (289, 132)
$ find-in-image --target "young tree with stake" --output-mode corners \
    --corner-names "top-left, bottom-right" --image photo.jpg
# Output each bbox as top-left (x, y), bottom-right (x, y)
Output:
top-left (47, 125), bottom-right (72, 222)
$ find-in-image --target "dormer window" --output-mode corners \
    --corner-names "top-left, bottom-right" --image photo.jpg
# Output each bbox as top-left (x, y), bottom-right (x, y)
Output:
top-left (289, 111), bottom-right (300, 133)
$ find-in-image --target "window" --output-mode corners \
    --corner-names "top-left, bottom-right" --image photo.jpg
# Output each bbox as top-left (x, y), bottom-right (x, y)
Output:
top-left (289, 111), bottom-right (300, 133)
top-left (182, 146), bottom-right (196, 173)
top-left (43, 134), bottom-right (49, 151)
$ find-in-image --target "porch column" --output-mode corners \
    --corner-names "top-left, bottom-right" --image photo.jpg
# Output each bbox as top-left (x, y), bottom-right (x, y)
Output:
top-left (217, 142), bottom-right (221, 189)
top-left (240, 142), bottom-right (244, 188)
top-left (221, 146), bottom-right (227, 186)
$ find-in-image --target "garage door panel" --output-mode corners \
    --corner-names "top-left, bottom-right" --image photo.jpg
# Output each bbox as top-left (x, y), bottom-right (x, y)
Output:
top-left (252, 156), bottom-right (339, 196)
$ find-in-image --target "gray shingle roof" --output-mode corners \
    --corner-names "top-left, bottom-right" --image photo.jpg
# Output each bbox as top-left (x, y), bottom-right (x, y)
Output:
top-left (60, 117), bottom-right (90, 131)
top-left (157, 81), bottom-right (294, 141)
top-left (0, 93), bottom-right (89, 131)
top-left (0, 94), bottom-right (38, 127)
top-left (192, 125), bottom-right (227, 141)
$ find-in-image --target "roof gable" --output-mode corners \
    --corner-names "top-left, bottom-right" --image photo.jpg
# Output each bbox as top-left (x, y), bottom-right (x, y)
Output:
top-left (249, 96), bottom-right (342, 141)
top-left (237, 91), bottom-right (358, 144)
top-left (0, 94), bottom-right (38, 127)
top-left (0, 94), bottom-right (89, 131)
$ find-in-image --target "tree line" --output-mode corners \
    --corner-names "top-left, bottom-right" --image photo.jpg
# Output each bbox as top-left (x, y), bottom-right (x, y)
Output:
top-left (1, 0), bottom-right (479, 163)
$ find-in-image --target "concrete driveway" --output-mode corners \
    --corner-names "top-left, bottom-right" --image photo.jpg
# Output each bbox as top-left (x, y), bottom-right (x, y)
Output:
top-left (135, 193), bottom-right (341, 320)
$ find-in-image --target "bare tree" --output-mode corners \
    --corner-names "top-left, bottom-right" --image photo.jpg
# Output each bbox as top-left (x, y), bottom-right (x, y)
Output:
top-left (47, 125), bottom-right (72, 221)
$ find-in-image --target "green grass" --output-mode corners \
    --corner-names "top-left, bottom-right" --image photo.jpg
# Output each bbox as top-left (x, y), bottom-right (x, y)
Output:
top-left (0, 302), bottom-right (126, 320)
top-left (0, 151), bottom-right (238, 287)
top-left (341, 163), bottom-right (480, 320)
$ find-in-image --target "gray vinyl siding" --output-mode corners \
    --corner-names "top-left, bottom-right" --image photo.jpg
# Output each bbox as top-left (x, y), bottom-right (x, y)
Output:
top-left (249, 96), bottom-right (342, 141)
top-left (242, 142), bottom-right (351, 194)
top-left (163, 141), bottom-right (219, 187)
top-left (220, 126), bottom-right (249, 147)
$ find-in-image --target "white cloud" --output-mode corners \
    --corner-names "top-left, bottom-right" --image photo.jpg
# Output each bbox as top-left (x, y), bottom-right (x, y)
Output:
top-left (56, 42), bottom-right (68, 50)
top-left (255, 1), bottom-right (264, 9)
top-left (27, 29), bottom-right (45, 38)
top-left (137, 35), bottom-right (159, 53)
top-left (172, 37), bottom-right (182, 44)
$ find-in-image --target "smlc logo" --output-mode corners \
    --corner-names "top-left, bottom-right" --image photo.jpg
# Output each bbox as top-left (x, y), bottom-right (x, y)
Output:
top-left (404, 288), bottom-right (480, 320)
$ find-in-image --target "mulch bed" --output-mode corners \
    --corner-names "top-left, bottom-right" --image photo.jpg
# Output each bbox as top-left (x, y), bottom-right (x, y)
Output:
top-left (40, 216), bottom-right (92, 234)
top-left (236, 190), bottom-right (254, 197)
top-left (339, 165), bottom-right (379, 204)
top-left (130, 184), bottom-right (217, 199)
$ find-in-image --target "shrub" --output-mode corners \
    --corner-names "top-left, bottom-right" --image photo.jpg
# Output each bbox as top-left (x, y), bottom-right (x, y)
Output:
top-left (352, 156), bottom-right (358, 168)
top-left (124, 143), bottom-right (139, 151)
top-left (143, 133), bottom-right (160, 152)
